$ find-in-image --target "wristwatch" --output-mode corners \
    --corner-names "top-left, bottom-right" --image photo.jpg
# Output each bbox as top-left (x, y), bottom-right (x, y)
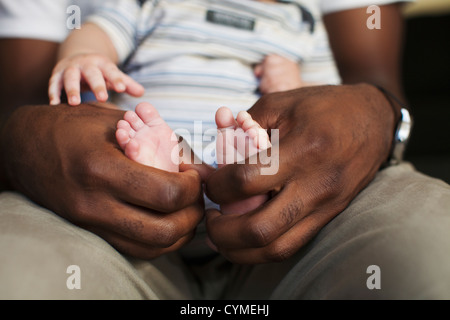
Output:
top-left (374, 85), bottom-right (413, 166)
top-left (389, 107), bottom-right (413, 165)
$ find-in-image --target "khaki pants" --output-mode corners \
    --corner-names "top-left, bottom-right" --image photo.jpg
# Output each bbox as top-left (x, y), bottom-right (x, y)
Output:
top-left (1, 163), bottom-right (450, 299)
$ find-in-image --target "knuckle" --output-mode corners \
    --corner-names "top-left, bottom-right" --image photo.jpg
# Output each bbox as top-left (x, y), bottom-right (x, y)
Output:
top-left (311, 165), bottom-right (346, 203)
top-left (280, 197), bottom-right (303, 226)
top-left (246, 219), bottom-right (275, 247)
top-left (74, 151), bottom-right (107, 186)
top-left (81, 65), bottom-right (101, 78)
top-left (63, 67), bottom-right (81, 82)
top-left (78, 53), bottom-right (102, 64)
top-left (307, 130), bottom-right (334, 156)
top-left (153, 220), bottom-right (180, 248)
top-left (66, 194), bottom-right (98, 224)
top-left (321, 166), bottom-right (345, 198)
top-left (157, 180), bottom-right (184, 212)
top-left (103, 63), bottom-right (120, 75)
top-left (64, 65), bottom-right (80, 75)
top-left (296, 130), bottom-right (336, 169)
top-left (265, 242), bottom-right (295, 262)
top-left (229, 165), bottom-right (258, 195)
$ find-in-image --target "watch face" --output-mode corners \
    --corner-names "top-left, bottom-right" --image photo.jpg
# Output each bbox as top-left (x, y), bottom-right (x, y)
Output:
top-left (397, 108), bottom-right (413, 143)
top-left (390, 108), bottom-right (413, 165)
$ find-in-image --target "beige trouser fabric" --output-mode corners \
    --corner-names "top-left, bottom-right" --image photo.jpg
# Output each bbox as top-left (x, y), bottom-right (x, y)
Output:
top-left (1, 163), bottom-right (450, 299)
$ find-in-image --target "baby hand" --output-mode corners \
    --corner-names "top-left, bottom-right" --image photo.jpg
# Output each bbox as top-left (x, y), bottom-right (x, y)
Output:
top-left (254, 54), bottom-right (304, 95)
top-left (48, 53), bottom-right (144, 106)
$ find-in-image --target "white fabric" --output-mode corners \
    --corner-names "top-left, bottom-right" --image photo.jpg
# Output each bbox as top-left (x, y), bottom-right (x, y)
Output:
top-left (0, 0), bottom-right (98, 42)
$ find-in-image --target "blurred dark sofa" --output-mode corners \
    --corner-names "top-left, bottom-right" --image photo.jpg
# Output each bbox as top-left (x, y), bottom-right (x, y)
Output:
top-left (402, 8), bottom-right (450, 184)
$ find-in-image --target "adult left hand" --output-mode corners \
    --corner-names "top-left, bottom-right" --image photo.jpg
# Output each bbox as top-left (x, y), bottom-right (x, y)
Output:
top-left (205, 83), bottom-right (396, 264)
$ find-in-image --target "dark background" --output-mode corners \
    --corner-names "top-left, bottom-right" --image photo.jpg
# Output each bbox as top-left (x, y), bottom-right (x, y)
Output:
top-left (402, 11), bottom-right (450, 183)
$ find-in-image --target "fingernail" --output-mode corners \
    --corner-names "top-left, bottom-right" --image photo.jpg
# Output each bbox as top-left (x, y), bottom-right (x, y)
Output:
top-left (97, 91), bottom-right (108, 101)
top-left (70, 94), bottom-right (82, 105)
top-left (116, 82), bottom-right (125, 91)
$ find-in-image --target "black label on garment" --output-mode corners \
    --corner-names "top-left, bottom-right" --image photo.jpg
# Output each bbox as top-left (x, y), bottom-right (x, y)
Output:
top-left (206, 10), bottom-right (255, 31)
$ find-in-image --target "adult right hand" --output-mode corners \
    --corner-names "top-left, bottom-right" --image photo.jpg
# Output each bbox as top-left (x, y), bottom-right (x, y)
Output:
top-left (0, 102), bottom-right (204, 259)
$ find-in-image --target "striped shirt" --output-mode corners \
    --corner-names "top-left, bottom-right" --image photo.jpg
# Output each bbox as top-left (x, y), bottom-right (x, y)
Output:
top-left (86, 0), bottom-right (409, 165)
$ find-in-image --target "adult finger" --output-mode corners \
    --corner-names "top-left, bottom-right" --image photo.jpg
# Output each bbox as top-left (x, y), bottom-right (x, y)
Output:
top-left (74, 192), bottom-right (204, 248)
top-left (79, 146), bottom-right (204, 213)
top-left (206, 168), bottom-right (350, 264)
top-left (206, 181), bottom-right (308, 249)
top-left (209, 211), bottom-right (327, 264)
top-left (83, 223), bottom-right (197, 260)
top-left (205, 134), bottom-right (301, 205)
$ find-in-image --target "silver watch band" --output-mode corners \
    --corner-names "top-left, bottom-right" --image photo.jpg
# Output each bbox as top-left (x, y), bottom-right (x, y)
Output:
top-left (390, 107), bottom-right (413, 165)
top-left (373, 85), bottom-right (413, 167)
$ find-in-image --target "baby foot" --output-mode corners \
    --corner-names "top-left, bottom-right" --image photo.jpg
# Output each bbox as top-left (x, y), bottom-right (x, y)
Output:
top-left (116, 102), bottom-right (179, 172)
top-left (215, 106), bottom-right (271, 215)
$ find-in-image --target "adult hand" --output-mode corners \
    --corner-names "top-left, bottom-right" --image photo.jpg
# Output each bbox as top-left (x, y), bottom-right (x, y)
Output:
top-left (205, 83), bottom-right (396, 264)
top-left (1, 102), bottom-right (204, 259)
